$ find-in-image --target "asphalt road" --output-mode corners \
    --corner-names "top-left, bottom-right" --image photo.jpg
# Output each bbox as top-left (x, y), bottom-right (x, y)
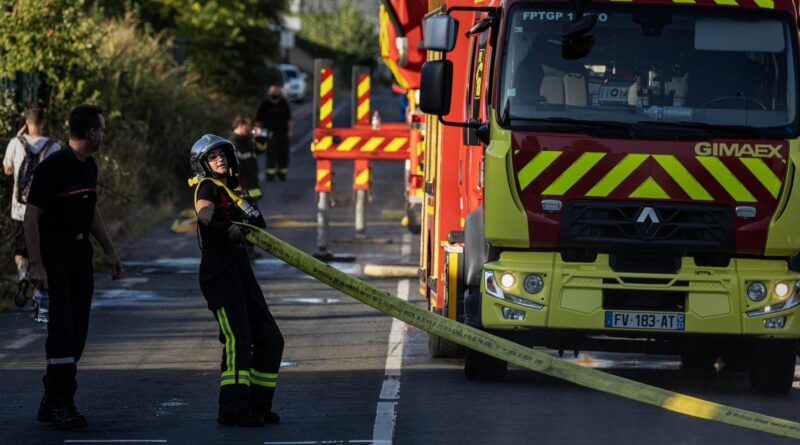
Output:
top-left (1, 86), bottom-right (799, 445)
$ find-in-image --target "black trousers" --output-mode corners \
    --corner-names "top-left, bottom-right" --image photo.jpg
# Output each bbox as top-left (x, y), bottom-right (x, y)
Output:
top-left (42, 257), bottom-right (94, 403)
top-left (238, 157), bottom-right (260, 196)
top-left (265, 135), bottom-right (289, 179)
top-left (199, 246), bottom-right (284, 415)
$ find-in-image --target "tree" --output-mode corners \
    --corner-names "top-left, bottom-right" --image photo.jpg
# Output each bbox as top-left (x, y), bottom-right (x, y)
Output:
top-left (298, 1), bottom-right (379, 71)
top-left (99, 0), bottom-right (289, 98)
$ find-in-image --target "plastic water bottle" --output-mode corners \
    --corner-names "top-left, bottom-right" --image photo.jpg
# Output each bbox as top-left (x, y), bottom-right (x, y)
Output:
top-left (644, 106), bottom-right (693, 121)
top-left (34, 288), bottom-right (48, 324)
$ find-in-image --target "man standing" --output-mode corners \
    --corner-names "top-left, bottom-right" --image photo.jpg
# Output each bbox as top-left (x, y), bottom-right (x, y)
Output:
top-left (229, 115), bottom-right (261, 199)
top-left (2, 108), bottom-right (60, 282)
top-left (24, 104), bottom-right (123, 430)
top-left (254, 85), bottom-right (293, 182)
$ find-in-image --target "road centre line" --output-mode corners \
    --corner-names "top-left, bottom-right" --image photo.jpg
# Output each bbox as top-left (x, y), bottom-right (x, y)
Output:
top-left (372, 279), bottom-right (410, 444)
top-left (400, 234), bottom-right (412, 258)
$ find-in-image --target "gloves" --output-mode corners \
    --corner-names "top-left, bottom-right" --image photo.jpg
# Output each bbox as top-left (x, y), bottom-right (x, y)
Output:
top-left (227, 224), bottom-right (249, 244)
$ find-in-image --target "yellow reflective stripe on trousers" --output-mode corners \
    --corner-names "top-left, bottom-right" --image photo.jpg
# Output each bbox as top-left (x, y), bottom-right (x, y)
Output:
top-left (740, 158), bottom-right (781, 198)
top-left (221, 370), bottom-right (250, 386)
top-left (216, 308), bottom-right (236, 373)
top-left (652, 155), bottom-right (712, 201)
top-left (696, 156), bottom-right (756, 202)
top-left (586, 153), bottom-right (648, 197)
top-left (250, 369), bottom-right (278, 388)
top-left (542, 152), bottom-right (605, 196)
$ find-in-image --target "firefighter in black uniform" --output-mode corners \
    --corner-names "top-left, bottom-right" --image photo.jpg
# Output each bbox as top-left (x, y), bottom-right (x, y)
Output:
top-left (254, 85), bottom-right (292, 181)
top-left (24, 104), bottom-right (123, 430)
top-left (229, 115), bottom-right (261, 199)
top-left (190, 134), bottom-right (284, 427)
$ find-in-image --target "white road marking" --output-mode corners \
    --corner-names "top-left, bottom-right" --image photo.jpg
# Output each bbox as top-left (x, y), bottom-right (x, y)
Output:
top-left (6, 330), bottom-right (41, 350)
top-left (372, 279), bottom-right (410, 445)
top-left (264, 442), bottom-right (374, 445)
top-left (64, 441), bottom-right (167, 444)
top-left (400, 234), bottom-right (412, 259)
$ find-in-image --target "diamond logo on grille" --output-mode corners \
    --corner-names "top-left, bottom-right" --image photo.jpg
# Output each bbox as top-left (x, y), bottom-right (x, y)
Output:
top-left (635, 206), bottom-right (661, 239)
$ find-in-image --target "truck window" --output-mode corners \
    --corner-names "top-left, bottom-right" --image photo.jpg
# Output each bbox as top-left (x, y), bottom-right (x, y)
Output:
top-left (497, 6), bottom-right (798, 139)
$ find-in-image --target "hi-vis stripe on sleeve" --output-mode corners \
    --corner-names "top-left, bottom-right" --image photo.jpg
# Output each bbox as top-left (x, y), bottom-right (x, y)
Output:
top-left (240, 222), bottom-right (800, 441)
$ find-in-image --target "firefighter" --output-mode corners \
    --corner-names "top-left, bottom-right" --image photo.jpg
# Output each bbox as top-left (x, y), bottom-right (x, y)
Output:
top-left (254, 85), bottom-right (292, 181)
top-left (189, 134), bottom-right (284, 427)
top-left (229, 115), bottom-right (261, 199)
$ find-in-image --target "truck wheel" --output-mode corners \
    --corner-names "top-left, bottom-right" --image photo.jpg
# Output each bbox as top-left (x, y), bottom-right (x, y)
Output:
top-left (428, 308), bottom-right (463, 358)
top-left (406, 203), bottom-right (421, 234)
top-left (749, 340), bottom-right (798, 392)
top-left (464, 347), bottom-right (507, 381)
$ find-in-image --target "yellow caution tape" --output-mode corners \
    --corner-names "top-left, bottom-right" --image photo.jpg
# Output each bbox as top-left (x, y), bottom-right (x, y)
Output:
top-left (239, 223), bottom-right (800, 440)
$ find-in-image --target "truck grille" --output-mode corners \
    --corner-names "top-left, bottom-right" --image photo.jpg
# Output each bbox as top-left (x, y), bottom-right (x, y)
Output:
top-left (560, 201), bottom-right (734, 253)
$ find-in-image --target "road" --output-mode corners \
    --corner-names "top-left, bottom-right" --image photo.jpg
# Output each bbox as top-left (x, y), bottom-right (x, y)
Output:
top-left (1, 85), bottom-right (799, 445)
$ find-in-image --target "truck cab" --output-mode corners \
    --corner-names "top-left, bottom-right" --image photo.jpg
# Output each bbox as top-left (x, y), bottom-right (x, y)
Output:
top-left (420, 0), bottom-right (800, 390)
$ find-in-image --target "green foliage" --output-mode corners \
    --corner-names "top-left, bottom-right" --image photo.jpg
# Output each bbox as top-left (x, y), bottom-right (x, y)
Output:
top-left (0, 3), bottom-right (236, 273)
top-left (0, 0), bottom-right (103, 113)
top-left (298, 1), bottom-right (379, 71)
top-left (99, 0), bottom-right (289, 98)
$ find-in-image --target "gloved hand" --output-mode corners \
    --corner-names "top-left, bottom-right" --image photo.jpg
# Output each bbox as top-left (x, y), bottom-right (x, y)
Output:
top-left (227, 224), bottom-right (249, 244)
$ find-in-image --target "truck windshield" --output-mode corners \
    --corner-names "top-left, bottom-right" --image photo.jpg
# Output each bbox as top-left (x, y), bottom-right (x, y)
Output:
top-left (498, 6), bottom-right (798, 138)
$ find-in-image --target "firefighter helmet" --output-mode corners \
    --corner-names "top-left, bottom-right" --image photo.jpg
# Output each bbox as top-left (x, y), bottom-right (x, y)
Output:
top-left (189, 134), bottom-right (239, 178)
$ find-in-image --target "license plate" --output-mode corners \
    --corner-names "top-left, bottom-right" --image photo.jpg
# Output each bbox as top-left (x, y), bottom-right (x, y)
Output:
top-left (604, 311), bottom-right (685, 331)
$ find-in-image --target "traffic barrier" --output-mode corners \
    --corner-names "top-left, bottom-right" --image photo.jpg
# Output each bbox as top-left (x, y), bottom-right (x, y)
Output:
top-left (240, 222), bottom-right (800, 440)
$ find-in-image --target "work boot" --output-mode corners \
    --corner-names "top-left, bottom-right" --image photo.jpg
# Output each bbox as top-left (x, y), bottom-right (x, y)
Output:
top-left (52, 401), bottom-right (88, 430)
top-left (217, 412), bottom-right (264, 427)
top-left (36, 396), bottom-right (57, 423)
top-left (260, 411), bottom-right (281, 424)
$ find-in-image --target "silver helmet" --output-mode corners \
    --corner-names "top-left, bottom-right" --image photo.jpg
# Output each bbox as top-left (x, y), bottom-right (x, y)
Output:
top-left (189, 134), bottom-right (239, 178)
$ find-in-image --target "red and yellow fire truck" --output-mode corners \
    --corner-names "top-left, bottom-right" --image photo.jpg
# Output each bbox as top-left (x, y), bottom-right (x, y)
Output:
top-left (419, 0), bottom-right (800, 391)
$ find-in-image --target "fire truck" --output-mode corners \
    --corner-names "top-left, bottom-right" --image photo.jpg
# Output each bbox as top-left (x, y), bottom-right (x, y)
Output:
top-left (418, 0), bottom-right (800, 391)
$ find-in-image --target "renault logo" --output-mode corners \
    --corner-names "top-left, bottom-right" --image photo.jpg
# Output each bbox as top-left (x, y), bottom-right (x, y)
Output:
top-left (635, 206), bottom-right (661, 239)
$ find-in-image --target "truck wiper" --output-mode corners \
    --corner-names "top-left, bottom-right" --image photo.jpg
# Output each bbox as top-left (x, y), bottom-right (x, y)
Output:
top-left (508, 116), bottom-right (635, 137)
top-left (637, 121), bottom-right (762, 138)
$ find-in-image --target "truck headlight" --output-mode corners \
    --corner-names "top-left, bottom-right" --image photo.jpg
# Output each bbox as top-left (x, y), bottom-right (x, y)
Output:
top-left (774, 281), bottom-right (790, 299)
top-left (746, 281), bottom-right (767, 302)
top-left (499, 272), bottom-right (516, 289)
top-left (523, 274), bottom-right (544, 294)
top-left (747, 281), bottom-right (800, 317)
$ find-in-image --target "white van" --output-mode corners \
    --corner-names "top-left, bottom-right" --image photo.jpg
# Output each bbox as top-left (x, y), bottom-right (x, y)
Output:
top-left (278, 64), bottom-right (306, 102)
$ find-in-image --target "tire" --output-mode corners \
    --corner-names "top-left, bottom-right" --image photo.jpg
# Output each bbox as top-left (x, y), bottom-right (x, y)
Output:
top-left (406, 203), bottom-right (421, 234)
top-left (464, 347), bottom-right (507, 381)
top-left (749, 340), bottom-right (798, 393)
top-left (428, 308), bottom-right (463, 358)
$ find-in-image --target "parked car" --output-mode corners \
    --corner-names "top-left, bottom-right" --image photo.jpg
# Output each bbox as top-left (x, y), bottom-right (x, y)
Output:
top-left (278, 64), bottom-right (307, 102)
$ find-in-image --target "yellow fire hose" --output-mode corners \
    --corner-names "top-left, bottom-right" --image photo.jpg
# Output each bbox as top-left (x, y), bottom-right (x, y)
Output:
top-left (239, 222), bottom-right (800, 439)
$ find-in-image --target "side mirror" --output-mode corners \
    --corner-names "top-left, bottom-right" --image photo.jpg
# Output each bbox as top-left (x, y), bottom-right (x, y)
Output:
top-left (419, 60), bottom-right (453, 115)
top-left (424, 16), bottom-right (458, 52)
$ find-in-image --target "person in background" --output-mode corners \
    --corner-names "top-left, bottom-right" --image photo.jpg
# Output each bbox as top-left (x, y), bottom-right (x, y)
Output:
top-left (229, 115), bottom-right (261, 199)
top-left (254, 85), bottom-right (292, 182)
top-left (2, 108), bottom-right (60, 283)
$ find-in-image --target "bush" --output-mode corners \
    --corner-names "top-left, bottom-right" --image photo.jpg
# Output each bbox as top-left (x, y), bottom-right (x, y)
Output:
top-left (0, 2), bottom-right (236, 274)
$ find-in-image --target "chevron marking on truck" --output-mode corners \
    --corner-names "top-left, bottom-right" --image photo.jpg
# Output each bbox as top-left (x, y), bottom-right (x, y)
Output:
top-left (517, 151), bottom-right (777, 202)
